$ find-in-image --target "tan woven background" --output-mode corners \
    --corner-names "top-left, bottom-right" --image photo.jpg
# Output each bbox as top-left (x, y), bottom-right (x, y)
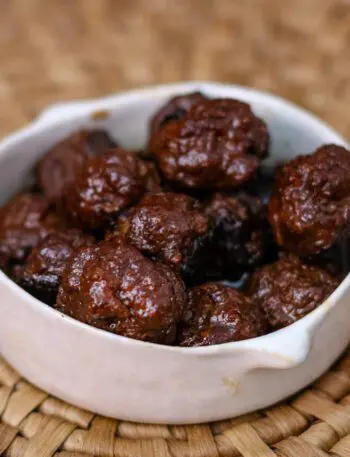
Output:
top-left (3, 351), bottom-right (350, 456)
top-left (1, 1), bottom-right (350, 455)
top-left (1, 0), bottom-right (349, 139)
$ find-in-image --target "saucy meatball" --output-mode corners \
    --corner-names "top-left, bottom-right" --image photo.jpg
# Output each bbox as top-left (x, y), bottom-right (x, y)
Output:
top-left (64, 148), bottom-right (159, 230)
top-left (14, 229), bottom-right (95, 304)
top-left (247, 254), bottom-right (339, 330)
top-left (178, 283), bottom-right (267, 347)
top-left (112, 192), bottom-right (213, 281)
top-left (37, 129), bottom-right (116, 202)
top-left (0, 193), bottom-right (64, 270)
top-left (269, 144), bottom-right (350, 257)
top-left (150, 91), bottom-right (207, 135)
top-left (204, 193), bottom-right (276, 279)
top-left (56, 238), bottom-right (186, 344)
top-left (149, 98), bottom-right (269, 189)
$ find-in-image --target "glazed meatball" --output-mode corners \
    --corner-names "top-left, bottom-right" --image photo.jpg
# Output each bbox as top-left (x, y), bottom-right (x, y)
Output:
top-left (149, 98), bottom-right (269, 189)
top-left (150, 92), bottom-right (207, 135)
top-left (56, 239), bottom-right (186, 344)
top-left (269, 144), bottom-right (350, 257)
top-left (0, 193), bottom-right (64, 270)
top-left (112, 192), bottom-right (213, 281)
top-left (204, 193), bottom-right (276, 279)
top-left (178, 283), bottom-right (267, 347)
top-left (247, 255), bottom-right (339, 330)
top-left (37, 129), bottom-right (116, 202)
top-left (64, 148), bottom-right (159, 230)
top-left (14, 229), bottom-right (95, 304)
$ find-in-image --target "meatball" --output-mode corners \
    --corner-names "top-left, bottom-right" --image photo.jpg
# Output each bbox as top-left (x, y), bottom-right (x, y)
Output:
top-left (37, 129), bottom-right (116, 202)
top-left (111, 192), bottom-right (213, 281)
top-left (14, 229), bottom-right (95, 304)
top-left (178, 283), bottom-right (267, 347)
top-left (247, 254), bottom-right (339, 330)
top-left (149, 98), bottom-right (269, 189)
top-left (150, 92), bottom-right (207, 135)
top-left (56, 238), bottom-right (186, 344)
top-left (64, 148), bottom-right (159, 230)
top-left (204, 193), bottom-right (276, 279)
top-left (268, 144), bottom-right (350, 257)
top-left (0, 193), bottom-right (64, 270)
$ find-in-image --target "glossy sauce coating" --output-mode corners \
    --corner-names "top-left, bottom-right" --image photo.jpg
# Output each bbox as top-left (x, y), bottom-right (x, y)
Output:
top-left (64, 148), bottom-right (159, 230)
top-left (14, 229), bottom-right (95, 304)
top-left (149, 98), bottom-right (269, 189)
top-left (204, 192), bottom-right (275, 278)
top-left (269, 144), bottom-right (350, 256)
top-left (112, 192), bottom-right (213, 281)
top-left (0, 193), bottom-right (64, 270)
top-left (3, 97), bottom-right (348, 347)
top-left (37, 129), bottom-right (116, 202)
top-left (247, 254), bottom-right (339, 329)
top-left (149, 91), bottom-right (207, 135)
top-left (178, 283), bottom-right (267, 346)
top-left (56, 238), bottom-right (187, 344)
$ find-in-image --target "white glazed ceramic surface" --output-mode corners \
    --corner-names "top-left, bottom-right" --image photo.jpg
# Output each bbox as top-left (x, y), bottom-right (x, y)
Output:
top-left (0, 82), bottom-right (349, 424)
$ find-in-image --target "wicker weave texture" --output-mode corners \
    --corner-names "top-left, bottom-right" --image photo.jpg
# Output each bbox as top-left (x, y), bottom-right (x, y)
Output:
top-left (0, 0), bottom-right (349, 139)
top-left (2, 352), bottom-right (350, 456)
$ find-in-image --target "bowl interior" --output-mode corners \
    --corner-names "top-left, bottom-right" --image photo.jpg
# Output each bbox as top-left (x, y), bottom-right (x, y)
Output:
top-left (0, 80), bottom-right (349, 368)
top-left (0, 82), bottom-right (347, 205)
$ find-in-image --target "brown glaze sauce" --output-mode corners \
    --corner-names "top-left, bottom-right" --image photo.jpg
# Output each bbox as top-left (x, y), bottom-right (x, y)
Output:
top-left (0, 99), bottom-right (347, 346)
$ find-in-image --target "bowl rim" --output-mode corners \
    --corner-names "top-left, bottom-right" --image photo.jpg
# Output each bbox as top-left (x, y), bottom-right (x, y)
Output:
top-left (0, 80), bottom-right (349, 356)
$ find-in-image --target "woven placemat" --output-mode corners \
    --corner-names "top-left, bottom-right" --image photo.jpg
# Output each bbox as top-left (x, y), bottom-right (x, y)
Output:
top-left (1, 0), bottom-right (350, 455)
top-left (1, 0), bottom-right (350, 139)
top-left (2, 351), bottom-right (350, 457)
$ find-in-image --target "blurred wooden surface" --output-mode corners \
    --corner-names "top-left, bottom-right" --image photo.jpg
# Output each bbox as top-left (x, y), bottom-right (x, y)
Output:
top-left (0, 0), bottom-right (349, 136)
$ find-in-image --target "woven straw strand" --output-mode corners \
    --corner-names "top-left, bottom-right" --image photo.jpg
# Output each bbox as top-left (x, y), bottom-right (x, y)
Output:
top-left (6, 352), bottom-right (350, 456)
top-left (0, 0), bottom-right (349, 140)
top-left (4, 348), bottom-right (350, 455)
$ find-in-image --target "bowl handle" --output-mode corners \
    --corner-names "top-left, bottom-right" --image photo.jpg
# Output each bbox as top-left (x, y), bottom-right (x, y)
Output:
top-left (252, 307), bottom-right (330, 369)
top-left (254, 326), bottom-right (312, 369)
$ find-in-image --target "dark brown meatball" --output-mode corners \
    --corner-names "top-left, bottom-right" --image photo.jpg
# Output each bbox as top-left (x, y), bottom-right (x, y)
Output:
top-left (37, 129), bottom-right (116, 202)
top-left (64, 148), bottom-right (159, 230)
top-left (204, 193), bottom-right (276, 279)
top-left (247, 254), bottom-right (340, 330)
top-left (0, 193), bottom-right (64, 270)
top-left (56, 238), bottom-right (186, 344)
top-left (178, 283), bottom-right (267, 347)
top-left (14, 229), bottom-right (95, 304)
top-left (150, 92), bottom-right (207, 135)
top-left (111, 192), bottom-right (213, 281)
top-left (149, 98), bottom-right (269, 189)
top-left (268, 144), bottom-right (350, 257)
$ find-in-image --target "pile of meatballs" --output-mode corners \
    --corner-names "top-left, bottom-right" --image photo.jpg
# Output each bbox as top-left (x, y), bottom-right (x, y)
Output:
top-left (0, 92), bottom-right (348, 346)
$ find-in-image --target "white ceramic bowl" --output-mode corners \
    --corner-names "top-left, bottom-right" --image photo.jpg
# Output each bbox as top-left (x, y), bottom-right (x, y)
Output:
top-left (0, 82), bottom-right (349, 424)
